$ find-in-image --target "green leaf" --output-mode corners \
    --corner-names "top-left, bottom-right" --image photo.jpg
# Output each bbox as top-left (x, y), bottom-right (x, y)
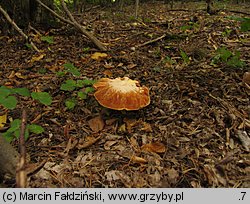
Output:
top-left (240, 18), bottom-right (250, 32)
top-left (12, 88), bottom-right (30, 97)
top-left (63, 63), bottom-right (81, 76)
top-left (65, 98), bottom-right (76, 110)
top-left (83, 47), bottom-right (90, 52)
top-left (28, 124), bottom-right (44, 134)
top-left (77, 91), bottom-right (87, 100)
top-left (76, 79), bottom-right (96, 87)
top-left (25, 43), bottom-right (32, 49)
top-left (217, 47), bottom-right (232, 61)
top-left (0, 86), bottom-right (11, 98)
top-left (31, 92), bottom-right (52, 105)
top-left (41, 36), bottom-right (54, 44)
top-left (2, 131), bottom-right (15, 143)
top-left (56, 71), bottom-right (66, 77)
top-left (84, 87), bottom-right (95, 94)
top-left (180, 50), bottom-right (190, 64)
top-left (0, 96), bottom-right (17, 109)
top-left (227, 55), bottom-right (245, 68)
top-left (8, 119), bottom-right (21, 133)
top-left (82, 79), bottom-right (96, 86)
top-left (60, 80), bottom-right (77, 91)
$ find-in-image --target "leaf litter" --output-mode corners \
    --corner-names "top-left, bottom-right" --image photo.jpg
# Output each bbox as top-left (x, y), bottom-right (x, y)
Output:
top-left (0, 1), bottom-right (250, 187)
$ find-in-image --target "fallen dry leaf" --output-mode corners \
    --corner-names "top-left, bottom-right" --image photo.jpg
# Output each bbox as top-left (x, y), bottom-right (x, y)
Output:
top-left (30, 53), bottom-right (46, 63)
top-left (140, 122), bottom-right (153, 132)
top-left (0, 112), bottom-right (7, 128)
top-left (103, 70), bottom-right (113, 77)
top-left (91, 52), bottom-right (108, 60)
top-left (127, 63), bottom-right (137, 69)
top-left (104, 140), bottom-right (118, 150)
top-left (123, 118), bottom-right (138, 133)
top-left (88, 116), bottom-right (105, 132)
top-left (130, 155), bottom-right (147, 164)
top-left (103, 62), bottom-right (114, 69)
top-left (141, 142), bottom-right (166, 153)
top-left (77, 135), bottom-right (102, 149)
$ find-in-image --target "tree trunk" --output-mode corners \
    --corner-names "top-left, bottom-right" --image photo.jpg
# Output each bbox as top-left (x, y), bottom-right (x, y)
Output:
top-left (0, 0), bottom-right (55, 33)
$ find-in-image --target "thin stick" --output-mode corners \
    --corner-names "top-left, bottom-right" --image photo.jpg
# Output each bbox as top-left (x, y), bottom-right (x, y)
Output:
top-left (60, 0), bottom-right (106, 51)
top-left (136, 34), bottom-right (166, 48)
top-left (35, 0), bottom-right (74, 25)
top-left (0, 4), bottom-right (40, 52)
top-left (16, 109), bottom-right (27, 188)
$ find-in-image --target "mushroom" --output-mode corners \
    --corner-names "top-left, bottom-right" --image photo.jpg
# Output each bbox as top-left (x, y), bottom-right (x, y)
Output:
top-left (93, 77), bottom-right (150, 110)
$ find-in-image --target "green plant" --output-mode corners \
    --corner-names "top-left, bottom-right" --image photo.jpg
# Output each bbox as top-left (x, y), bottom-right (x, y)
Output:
top-left (60, 79), bottom-right (96, 109)
top-left (0, 86), bottom-right (30, 109)
top-left (222, 28), bottom-right (232, 37)
top-left (180, 22), bottom-right (199, 32)
top-left (2, 119), bottom-right (44, 142)
top-left (211, 47), bottom-right (245, 68)
top-left (57, 63), bottom-right (81, 77)
top-left (180, 50), bottom-right (190, 65)
top-left (41, 36), bottom-right (54, 44)
top-left (227, 16), bottom-right (250, 32)
top-left (0, 86), bottom-right (52, 143)
top-left (0, 86), bottom-right (52, 109)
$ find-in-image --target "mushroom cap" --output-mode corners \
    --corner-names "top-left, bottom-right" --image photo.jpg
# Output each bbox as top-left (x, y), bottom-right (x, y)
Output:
top-left (93, 77), bottom-right (150, 110)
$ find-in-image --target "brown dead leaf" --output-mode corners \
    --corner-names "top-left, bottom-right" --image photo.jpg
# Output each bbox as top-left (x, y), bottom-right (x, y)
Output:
top-left (130, 155), bottom-right (147, 164)
top-left (15, 72), bottom-right (27, 79)
top-left (117, 62), bottom-right (124, 67)
top-left (123, 118), bottom-right (138, 133)
top-left (167, 168), bottom-right (179, 184)
top-left (88, 116), bottom-right (105, 132)
top-left (129, 136), bottom-right (140, 151)
top-left (91, 52), bottom-right (108, 60)
top-left (127, 63), bottom-right (137, 69)
top-left (103, 70), bottom-right (113, 77)
top-left (30, 53), bottom-right (46, 63)
top-left (77, 135), bottom-right (102, 149)
top-left (105, 118), bottom-right (117, 125)
top-left (104, 140), bottom-right (118, 150)
top-left (140, 122), bottom-right (153, 132)
top-left (103, 62), bottom-right (114, 69)
top-left (141, 142), bottom-right (166, 153)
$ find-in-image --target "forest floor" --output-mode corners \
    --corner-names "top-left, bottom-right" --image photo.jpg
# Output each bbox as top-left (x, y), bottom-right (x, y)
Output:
top-left (0, 1), bottom-right (250, 187)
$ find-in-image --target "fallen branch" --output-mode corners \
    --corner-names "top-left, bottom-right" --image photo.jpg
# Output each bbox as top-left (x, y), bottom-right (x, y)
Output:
top-left (35, 0), bottom-right (73, 26)
top-left (136, 34), bottom-right (166, 48)
top-left (0, 4), bottom-right (40, 52)
top-left (60, 0), bottom-right (106, 51)
top-left (36, 0), bottom-right (106, 51)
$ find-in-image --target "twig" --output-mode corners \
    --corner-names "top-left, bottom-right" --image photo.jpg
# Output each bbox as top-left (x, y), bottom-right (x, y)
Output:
top-left (35, 0), bottom-right (74, 26)
top-left (0, 4), bottom-right (40, 52)
top-left (16, 109), bottom-right (27, 188)
top-left (136, 34), bottom-right (166, 48)
top-left (227, 9), bottom-right (250, 16)
top-left (60, 0), bottom-right (106, 51)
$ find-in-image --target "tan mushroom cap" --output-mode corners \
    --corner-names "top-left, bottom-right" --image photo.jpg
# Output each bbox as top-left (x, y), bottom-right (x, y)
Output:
top-left (93, 77), bottom-right (150, 110)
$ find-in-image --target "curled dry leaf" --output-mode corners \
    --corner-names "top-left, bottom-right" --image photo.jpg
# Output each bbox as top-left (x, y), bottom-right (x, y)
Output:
top-left (130, 155), bottom-right (147, 164)
top-left (88, 116), bottom-right (105, 132)
top-left (91, 52), bottom-right (108, 61)
top-left (77, 135), bottom-right (102, 150)
top-left (141, 142), bottom-right (166, 153)
top-left (140, 122), bottom-right (153, 132)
